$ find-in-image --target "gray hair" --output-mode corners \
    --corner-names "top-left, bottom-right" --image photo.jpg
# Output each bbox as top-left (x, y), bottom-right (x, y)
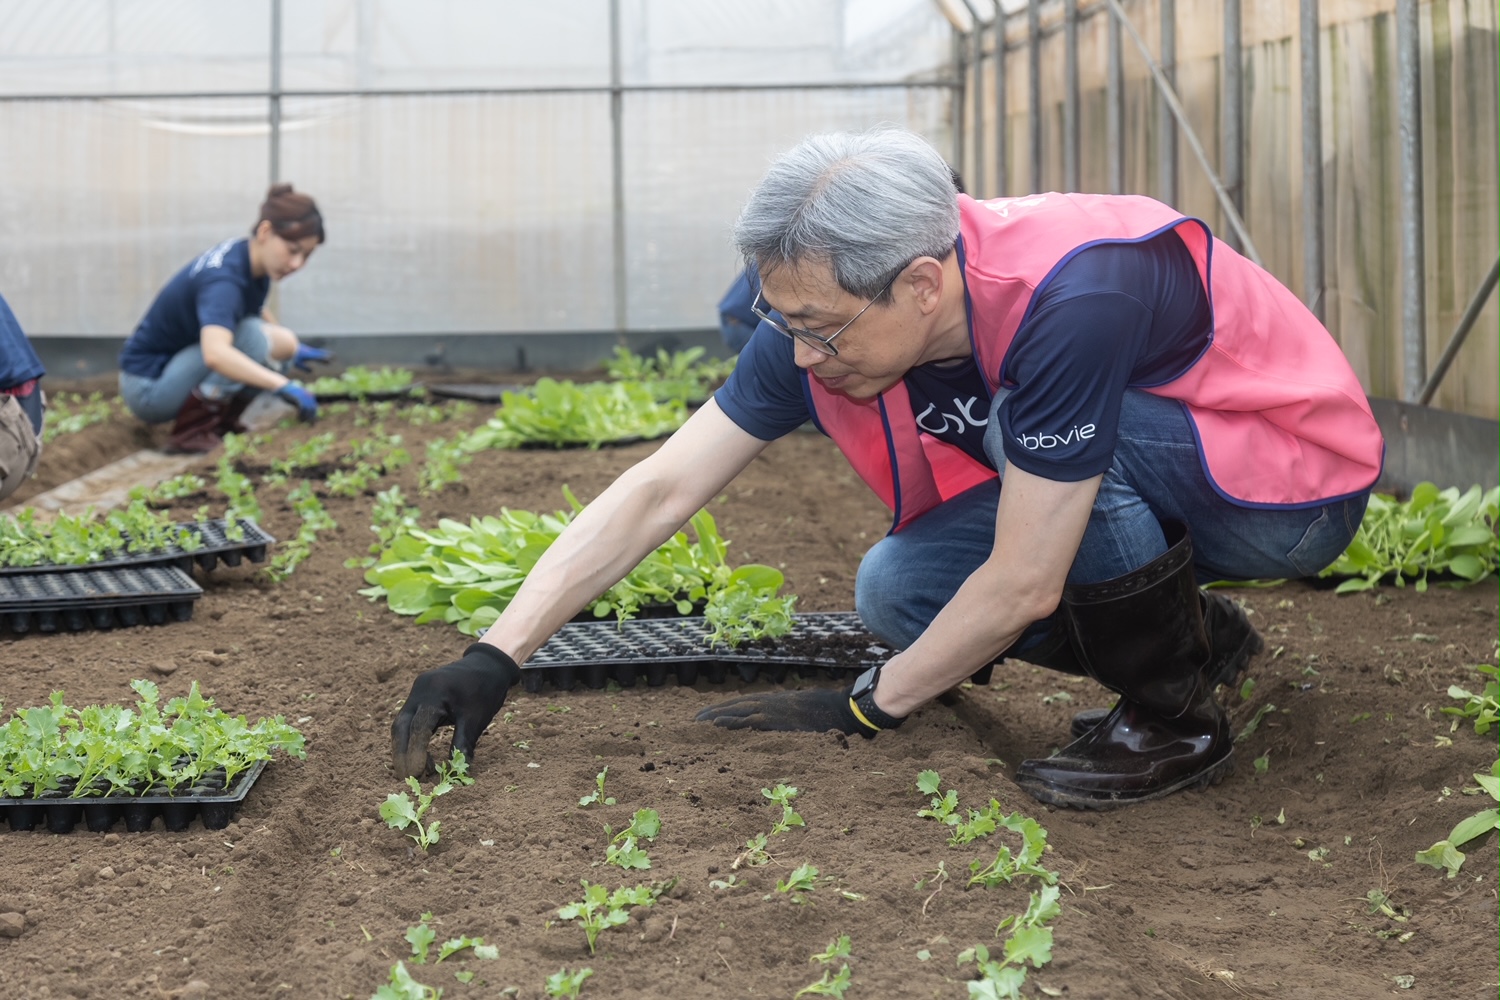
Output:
top-left (733, 124), bottom-right (960, 301)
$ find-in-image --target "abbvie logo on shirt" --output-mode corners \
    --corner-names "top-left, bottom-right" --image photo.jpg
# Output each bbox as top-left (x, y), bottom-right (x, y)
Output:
top-left (1015, 423), bottom-right (1096, 450)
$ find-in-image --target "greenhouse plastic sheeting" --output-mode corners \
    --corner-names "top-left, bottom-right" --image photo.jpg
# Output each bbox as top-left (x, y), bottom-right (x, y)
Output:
top-left (0, 0), bottom-right (956, 341)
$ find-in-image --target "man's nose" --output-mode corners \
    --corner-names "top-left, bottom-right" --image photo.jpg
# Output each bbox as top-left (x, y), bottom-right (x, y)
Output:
top-left (792, 338), bottom-right (828, 369)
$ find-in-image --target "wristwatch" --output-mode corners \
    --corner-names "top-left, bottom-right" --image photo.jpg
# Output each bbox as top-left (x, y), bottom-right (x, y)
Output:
top-left (847, 664), bottom-right (906, 734)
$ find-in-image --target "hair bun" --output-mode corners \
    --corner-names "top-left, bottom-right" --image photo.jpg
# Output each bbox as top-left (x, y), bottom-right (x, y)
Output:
top-left (267, 182), bottom-right (296, 198)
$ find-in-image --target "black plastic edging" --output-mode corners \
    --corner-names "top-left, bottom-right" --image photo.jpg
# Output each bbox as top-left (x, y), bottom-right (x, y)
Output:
top-left (0, 564), bottom-right (202, 634)
top-left (1, 760), bottom-right (267, 834)
top-left (516, 611), bottom-right (893, 693)
top-left (0, 518), bottom-right (276, 578)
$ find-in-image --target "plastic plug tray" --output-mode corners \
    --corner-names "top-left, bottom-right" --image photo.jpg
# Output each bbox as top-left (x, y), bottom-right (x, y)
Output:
top-left (0, 518), bottom-right (275, 577)
top-left (515, 611), bottom-right (893, 693)
top-left (0, 760), bottom-right (267, 834)
top-left (0, 564), bottom-right (202, 634)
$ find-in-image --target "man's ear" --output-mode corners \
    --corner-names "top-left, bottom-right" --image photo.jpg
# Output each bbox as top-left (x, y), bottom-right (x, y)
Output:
top-left (905, 257), bottom-right (946, 316)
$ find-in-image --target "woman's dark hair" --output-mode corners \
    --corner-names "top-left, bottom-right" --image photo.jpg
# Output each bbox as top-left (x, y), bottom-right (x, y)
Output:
top-left (256, 183), bottom-right (325, 243)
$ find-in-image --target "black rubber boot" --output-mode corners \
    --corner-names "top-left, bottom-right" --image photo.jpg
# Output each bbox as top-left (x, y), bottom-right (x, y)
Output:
top-left (1013, 522), bottom-right (1234, 810)
top-left (1066, 589), bottom-right (1264, 737)
top-left (164, 390), bottom-right (227, 454)
top-left (216, 387), bottom-right (261, 437)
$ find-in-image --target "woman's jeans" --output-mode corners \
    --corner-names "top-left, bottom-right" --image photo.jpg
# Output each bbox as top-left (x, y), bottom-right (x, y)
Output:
top-left (855, 389), bottom-right (1370, 651)
top-left (119, 317), bottom-right (269, 424)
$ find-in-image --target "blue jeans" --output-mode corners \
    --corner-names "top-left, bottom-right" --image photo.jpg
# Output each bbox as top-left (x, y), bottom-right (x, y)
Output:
top-left (119, 317), bottom-right (270, 424)
top-left (855, 389), bottom-right (1369, 650)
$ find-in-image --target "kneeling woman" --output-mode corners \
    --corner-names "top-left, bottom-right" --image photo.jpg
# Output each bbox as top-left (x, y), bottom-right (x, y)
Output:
top-left (118, 184), bottom-right (330, 453)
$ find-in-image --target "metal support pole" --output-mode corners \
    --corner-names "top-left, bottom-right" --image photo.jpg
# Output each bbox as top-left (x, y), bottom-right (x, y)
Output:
top-left (995, 10), bottom-right (1008, 196)
top-left (968, 2), bottom-right (985, 198)
top-left (1398, 0), bottom-right (1426, 400)
top-left (269, 0), bottom-right (282, 185)
top-left (1028, 0), bottom-right (1042, 193)
top-left (609, 0), bottom-right (627, 335)
top-left (1301, 0), bottom-right (1325, 321)
top-left (1064, 0), bottom-right (1079, 191)
top-left (1106, 0), bottom-right (1262, 265)
top-left (952, 29), bottom-right (967, 177)
top-left (1158, 0), bottom-right (1177, 205)
top-left (1417, 257), bottom-right (1500, 406)
top-left (1221, 0), bottom-right (1243, 252)
top-left (1107, 2), bottom-right (1123, 194)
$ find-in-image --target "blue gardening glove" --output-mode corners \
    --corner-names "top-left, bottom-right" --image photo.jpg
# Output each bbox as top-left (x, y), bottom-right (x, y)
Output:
top-left (275, 380), bottom-right (319, 423)
top-left (291, 344), bottom-right (333, 372)
top-left (391, 643), bottom-right (522, 778)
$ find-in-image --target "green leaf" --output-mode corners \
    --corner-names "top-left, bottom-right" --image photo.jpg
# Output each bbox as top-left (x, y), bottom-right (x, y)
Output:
top-left (380, 793), bottom-right (420, 830)
top-left (1414, 840), bottom-right (1466, 878)
top-left (916, 770), bottom-right (942, 795)
top-left (388, 578), bottom-right (441, 616)
top-left (406, 921), bottom-right (436, 963)
top-left (1448, 808), bottom-right (1499, 847)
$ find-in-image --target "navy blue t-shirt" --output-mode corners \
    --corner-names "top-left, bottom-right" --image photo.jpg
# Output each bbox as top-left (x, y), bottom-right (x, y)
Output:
top-left (714, 229), bottom-right (1212, 482)
top-left (0, 293), bottom-right (44, 390)
top-left (118, 238), bottom-right (270, 379)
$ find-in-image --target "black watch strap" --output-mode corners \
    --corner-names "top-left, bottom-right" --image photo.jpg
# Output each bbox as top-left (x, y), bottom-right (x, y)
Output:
top-left (848, 665), bottom-right (906, 733)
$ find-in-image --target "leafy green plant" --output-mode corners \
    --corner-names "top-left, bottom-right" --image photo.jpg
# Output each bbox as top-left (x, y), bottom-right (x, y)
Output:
top-left (0, 501), bottom-right (204, 568)
top-left (916, 770), bottom-right (960, 827)
top-left (797, 936), bottom-right (854, 999)
top-left (264, 481), bottom-right (336, 582)
top-left (1320, 483), bottom-right (1499, 593)
top-left (1441, 663), bottom-right (1500, 735)
top-left (544, 967), bottom-right (594, 999)
top-left (462, 378), bottom-right (687, 451)
top-left (605, 346), bottom-right (737, 404)
top-left (763, 784), bottom-right (806, 835)
top-left (556, 881), bottom-right (657, 954)
top-left (417, 436), bottom-right (474, 495)
top-left (958, 884), bottom-right (1063, 999)
top-left (379, 753), bottom-right (471, 852)
top-left (403, 911), bottom-right (498, 965)
top-left (704, 567), bottom-right (798, 648)
top-left (1416, 759), bottom-right (1500, 878)
top-left (360, 492), bottom-right (790, 638)
top-left (0, 680), bottom-right (305, 800)
top-left (773, 862), bottom-right (819, 903)
top-left (307, 365), bottom-right (416, 398)
top-left (372, 960), bottom-right (442, 1000)
top-left (578, 767), bottom-right (616, 807)
top-left (42, 391), bottom-right (121, 442)
top-left (603, 808), bottom-right (660, 870)
top-left (966, 812), bottom-right (1057, 888)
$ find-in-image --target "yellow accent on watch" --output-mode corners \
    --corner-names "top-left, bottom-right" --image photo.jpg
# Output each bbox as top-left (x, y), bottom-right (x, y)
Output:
top-left (847, 697), bottom-right (882, 732)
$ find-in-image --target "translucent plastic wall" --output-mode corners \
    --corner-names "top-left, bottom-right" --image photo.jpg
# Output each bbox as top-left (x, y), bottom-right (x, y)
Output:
top-left (0, 0), bottom-right (957, 345)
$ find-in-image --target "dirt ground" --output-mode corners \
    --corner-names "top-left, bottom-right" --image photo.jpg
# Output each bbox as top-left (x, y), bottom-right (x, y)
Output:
top-left (1, 381), bottom-right (1496, 1000)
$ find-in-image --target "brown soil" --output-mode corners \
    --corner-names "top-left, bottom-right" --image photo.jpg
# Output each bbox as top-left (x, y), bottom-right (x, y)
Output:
top-left (1, 386), bottom-right (1496, 1000)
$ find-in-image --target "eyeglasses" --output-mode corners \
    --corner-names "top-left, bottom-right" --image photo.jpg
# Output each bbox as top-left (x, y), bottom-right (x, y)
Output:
top-left (750, 268), bottom-right (902, 357)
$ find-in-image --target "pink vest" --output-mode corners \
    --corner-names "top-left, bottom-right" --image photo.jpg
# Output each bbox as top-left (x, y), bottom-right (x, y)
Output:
top-left (808, 193), bottom-right (1384, 533)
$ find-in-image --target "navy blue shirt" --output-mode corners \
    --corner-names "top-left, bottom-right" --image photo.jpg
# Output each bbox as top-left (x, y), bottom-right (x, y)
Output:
top-left (0, 293), bottom-right (44, 390)
top-left (119, 238), bottom-right (269, 379)
top-left (715, 230), bottom-right (1212, 482)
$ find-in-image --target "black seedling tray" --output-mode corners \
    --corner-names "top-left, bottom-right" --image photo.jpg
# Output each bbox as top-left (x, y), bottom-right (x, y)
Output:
top-left (515, 611), bottom-right (893, 693)
top-left (0, 564), bottom-right (202, 634)
top-left (0, 760), bottom-right (266, 834)
top-left (425, 383), bottom-right (525, 403)
top-left (0, 518), bottom-right (275, 577)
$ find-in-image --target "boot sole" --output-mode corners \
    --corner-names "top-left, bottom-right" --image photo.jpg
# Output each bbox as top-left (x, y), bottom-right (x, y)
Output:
top-left (1015, 748), bottom-right (1235, 811)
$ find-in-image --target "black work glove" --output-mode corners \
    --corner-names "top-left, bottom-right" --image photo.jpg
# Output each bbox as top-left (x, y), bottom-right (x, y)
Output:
top-left (391, 643), bottom-right (521, 778)
top-left (694, 687), bottom-right (878, 738)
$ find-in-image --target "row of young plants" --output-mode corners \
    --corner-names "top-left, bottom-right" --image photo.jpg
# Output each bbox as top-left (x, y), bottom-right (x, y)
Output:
top-left (370, 755), bottom-right (1063, 998)
top-left (358, 487), bottom-right (796, 644)
top-left (1319, 483), bottom-right (1499, 592)
top-left (0, 680), bottom-right (305, 800)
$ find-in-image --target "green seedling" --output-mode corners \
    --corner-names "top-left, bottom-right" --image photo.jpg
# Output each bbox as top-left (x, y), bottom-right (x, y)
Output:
top-left (1416, 759), bottom-right (1500, 878)
top-left (402, 911), bottom-right (499, 965)
top-left (556, 880), bottom-right (657, 954)
top-left (959, 883), bottom-right (1064, 999)
top-left (1365, 890), bottom-right (1410, 922)
top-left (579, 767), bottom-right (616, 807)
top-left (771, 862), bottom-right (819, 904)
top-left (380, 754), bottom-right (470, 852)
top-left (544, 967), bottom-right (594, 999)
top-left (373, 961), bottom-right (442, 1000)
top-left (967, 812), bottom-right (1057, 889)
top-left (916, 770), bottom-right (960, 827)
top-left (732, 832), bottom-right (772, 869)
top-left (811, 935), bottom-right (853, 964)
top-left (764, 783), bottom-right (805, 834)
top-left (1441, 663), bottom-right (1500, 734)
top-left (603, 807), bottom-right (660, 869)
top-left (795, 965), bottom-right (852, 999)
